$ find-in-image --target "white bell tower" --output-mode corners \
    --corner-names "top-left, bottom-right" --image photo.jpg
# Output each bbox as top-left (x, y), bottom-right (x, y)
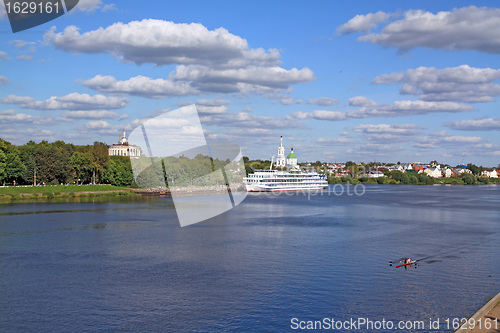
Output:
top-left (276, 136), bottom-right (286, 168)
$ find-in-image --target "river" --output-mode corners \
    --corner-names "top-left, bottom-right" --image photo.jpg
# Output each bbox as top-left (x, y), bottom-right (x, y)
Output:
top-left (0, 185), bottom-right (499, 332)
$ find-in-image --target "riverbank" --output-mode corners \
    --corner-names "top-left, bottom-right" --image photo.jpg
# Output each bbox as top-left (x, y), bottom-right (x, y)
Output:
top-left (0, 184), bottom-right (139, 202)
top-left (456, 292), bottom-right (500, 333)
top-left (328, 176), bottom-right (500, 185)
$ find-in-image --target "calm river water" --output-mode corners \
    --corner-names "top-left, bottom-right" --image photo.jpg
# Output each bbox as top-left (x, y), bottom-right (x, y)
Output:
top-left (0, 185), bottom-right (499, 332)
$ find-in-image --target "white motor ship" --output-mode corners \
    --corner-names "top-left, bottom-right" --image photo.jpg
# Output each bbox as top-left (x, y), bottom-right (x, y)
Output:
top-left (244, 169), bottom-right (328, 192)
top-left (244, 137), bottom-right (328, 192)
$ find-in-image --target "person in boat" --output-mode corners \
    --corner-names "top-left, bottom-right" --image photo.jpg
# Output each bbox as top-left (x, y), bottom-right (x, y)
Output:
top-left (406, 258), bottom-right (412, 264)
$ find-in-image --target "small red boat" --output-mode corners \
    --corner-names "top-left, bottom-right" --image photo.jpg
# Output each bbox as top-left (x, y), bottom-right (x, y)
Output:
top-left (395, 261), bottom-right (416, 268)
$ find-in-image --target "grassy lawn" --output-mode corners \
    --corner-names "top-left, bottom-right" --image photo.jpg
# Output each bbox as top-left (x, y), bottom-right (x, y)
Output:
top-left (0, 184), bottom-right (131, 195)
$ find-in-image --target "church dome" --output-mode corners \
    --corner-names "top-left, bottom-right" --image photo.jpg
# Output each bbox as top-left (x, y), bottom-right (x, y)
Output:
top-left (287, 152), bottom-right (297, 159)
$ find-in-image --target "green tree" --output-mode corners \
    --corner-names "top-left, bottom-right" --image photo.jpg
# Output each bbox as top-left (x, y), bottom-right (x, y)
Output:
top-left (400, 173), bottom-right (410, 184)
top-left (466, 163), bottom-right (483, 176)
top-left (0, 139), bottom-right (26, 185)
top-left (390, 170), bottom-right (403, 182)
top-left (86, 142), bottom-right (109, 184)
top-left (103, 156), bottom-right (134, 186)
top-left (461, 173), bottom-right (476, 185)
top-left (70, 151), bottom-right (93, 184)
top-left (418, 173), bottom-right (430, 185)
top-left (0, 143), bottom-right (6, 185)
top-left (345, 161), bottom-right (359, 177)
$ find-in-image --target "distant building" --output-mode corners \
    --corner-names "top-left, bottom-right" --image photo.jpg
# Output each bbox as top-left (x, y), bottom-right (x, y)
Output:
top-left (275, 136), bottom-right (299, 169)
top-left (108, 129), bottom-right (141, 158)
top-left (286, 147), bottom-right (298, 167)
top-left (276, 136), bottom-right (286, 168)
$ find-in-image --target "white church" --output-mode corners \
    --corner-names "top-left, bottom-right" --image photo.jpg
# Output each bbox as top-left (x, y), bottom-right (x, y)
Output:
top-left (275, 136), bottom-right (298, 169)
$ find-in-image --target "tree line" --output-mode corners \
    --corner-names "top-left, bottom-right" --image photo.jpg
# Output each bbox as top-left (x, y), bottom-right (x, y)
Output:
top-left (0, 138), bottom-right (134, 187)
top-left (0, 138), bottom-right (244, 188)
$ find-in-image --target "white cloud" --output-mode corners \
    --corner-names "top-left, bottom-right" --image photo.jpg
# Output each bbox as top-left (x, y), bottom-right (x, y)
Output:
top-left (373, 65), bottom-right (500, 103)
top-left (201, 111), bottom-right (301, 130)
top-left (0, 3), bottom-right (6, 20)
top-left (415, 130), bottom-right (482, 149)
top-left (16, 55), bottom-right (33, 61)
top-left (0, 76), bottom-right (8, 85)
top-left (347, 100), bottom-right (473, 118)
top-left (348, 96), bottom-right (377, 107)
top-left (172, 65), bottom-right (314, 93)
top-left (316, 137), bottom-right (351, 145)
top-left (353, 123), bottom-right (423, 135)
top-left (74, 0), bottom-right (102, 12)
top-left (337, 11), bottom-right (391, 34)
top-left (76, 120), bottom-right (124, 135)
top-left (353, 123), bottom-right (424, 141)
top-left (47, 20), bottom-right (314, 96)
top-left (0, 51), bottom-right (10, 60)
top-left (445, 117), bottom-right (500, 131)
top-left (0, 110), bottom-right (34, 123)
top-left (291, 110), bottom-right (347, 121)
top-left (82, 75), bottom-right (198, 98)
top-left (349, 6), bottom-right (500, 54)
top-left (176, 99), bottom-right (231, 114)
top-left (306, 97), bottom-right (339, 106)
top-left (293, 99), bottom-right (472, 121)
top-left (61, 110), bottom-right (128, 120)
top-left (46, 19), bottom-right (281, 68)
top-left (12, 40), bottom-right (35, 49)
top-left (280, 97), bottom-right (302, 105)
top-left (101, 4), bottom-right (117, 12)
top-left (2, 93), bottom-right (129, 110)
top-left (311, 110), bottom-right (348, 121)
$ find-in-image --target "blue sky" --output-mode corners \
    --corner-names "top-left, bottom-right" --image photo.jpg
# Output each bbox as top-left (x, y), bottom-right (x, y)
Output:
top-left (1, 0), bottom-right (500, 166)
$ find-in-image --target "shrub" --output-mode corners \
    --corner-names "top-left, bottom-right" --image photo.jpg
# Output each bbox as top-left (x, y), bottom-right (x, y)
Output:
top-left (478, 177), bottom-right (489, 184)
top-left (461, 173), bottom-right (476, 185)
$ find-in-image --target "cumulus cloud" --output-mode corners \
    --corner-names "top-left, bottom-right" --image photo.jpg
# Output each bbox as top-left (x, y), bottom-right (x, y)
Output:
top-left (61, 110), bottom-right (128, 120)
top-left (0, 76), bottom-right (8, 85)
top-left (0, 3), bottom-right (6, 20)
top-left (316, 137), bottom-right (351, 145)
top-left (348, 96), bottom-right (377, 107)
top-left (354, 123), bottom-right (423, 135)
top-left (11, 40), bottom-right (35, 49)
top-left (415, 130), bottom-right (482, 149)
top-left (16, 55), bottom-right (33, 61)
top-left (0, 109), bottom-right (34, 123)
top-left (101, 3), bottom-right (117, 12)
top-left (373, 65), bottom-right (500, 103)
top-left (76, 120), bottom-right (124, 135)
top-left (45, 19), bottom-right (281, 68)
top-left (82, 75), bottom-right (198, 98)
top-left (0, 51), bottom-right (10, 60)
top-left (353, 123), bottom-right (424, 141)
top-left (201, 111), bottom-right (301, 130)
top-left (445, 117), bottom-right (500, 131)
top-left (280, 97), bottom-right (302, 105)
top-left (293, 99), bottom-right (472, 121)
top-left (74, 0), bottom-right (116, 13)
top-left (48, 20), bottom-right (314, 96)
top-left (306, 97), bottom-right (339, 106)
top-left (177, 98), bottom-right (231, 114)
top-left (291, 110), bottom-right (347, 121)
top-left (337, 11), bottom-right (392, 34)
top-left (2, 93), bottom-right (129, 110)
top-left (345, 6), bottom-right (500, 54)
top-left (347, 100), bottom-right (473, 118)
top-left (171, 65), bottom-right (314, 93)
